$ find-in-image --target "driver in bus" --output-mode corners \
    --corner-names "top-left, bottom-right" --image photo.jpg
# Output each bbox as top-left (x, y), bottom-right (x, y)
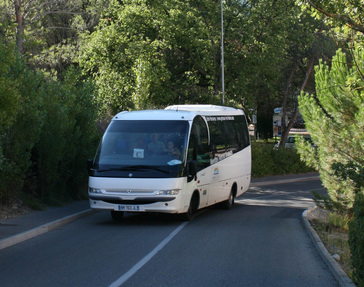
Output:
top-left (166, 141), bottom-right (181, 158)
top-left (148, 134), bottom-right (166, 155)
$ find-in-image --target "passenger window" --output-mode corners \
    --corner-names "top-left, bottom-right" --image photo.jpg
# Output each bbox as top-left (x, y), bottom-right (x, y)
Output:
top-left (208, 121), bottom-right (226, 156)
top-left (236, 115), bottom-right (250, 149)
top-left (187, 116), bottom-right (210, 171)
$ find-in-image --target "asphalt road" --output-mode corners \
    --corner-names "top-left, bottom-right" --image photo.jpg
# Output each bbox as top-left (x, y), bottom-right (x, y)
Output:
top-left (0, 176), bottom-right (339, 287)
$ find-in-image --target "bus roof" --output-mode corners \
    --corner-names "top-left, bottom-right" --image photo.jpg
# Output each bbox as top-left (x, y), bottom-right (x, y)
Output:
top-left (113, 110), bottom-right (196, 121)
top-left (165, 105), bottom-right (245, 116)
top-left (112, 105), bottom-right (244, 121)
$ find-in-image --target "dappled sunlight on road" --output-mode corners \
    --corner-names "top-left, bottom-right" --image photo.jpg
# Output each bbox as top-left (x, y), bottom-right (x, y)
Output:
top-left (236, 186), bottom-right (326, 209)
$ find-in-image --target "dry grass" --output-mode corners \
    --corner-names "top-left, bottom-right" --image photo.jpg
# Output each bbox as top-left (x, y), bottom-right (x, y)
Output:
top-left (0, 199), bottom-right (32, 221)
top-left (308, 207), bottom-right (353, 279)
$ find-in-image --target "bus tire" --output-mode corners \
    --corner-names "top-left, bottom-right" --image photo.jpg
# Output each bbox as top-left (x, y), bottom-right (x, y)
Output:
top-left (111, 210), bottom-right (124, 221)
top-left (181, 191), bottom-right (199, 221)
top-left (221, 187), bottom-right (235, 210)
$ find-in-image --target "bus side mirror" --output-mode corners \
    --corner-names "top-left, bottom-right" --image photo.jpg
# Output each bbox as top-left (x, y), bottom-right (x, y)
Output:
top-left (87, 159), bottom-right (94, 176)
top-left (187, 160), bottom-right (197, 182)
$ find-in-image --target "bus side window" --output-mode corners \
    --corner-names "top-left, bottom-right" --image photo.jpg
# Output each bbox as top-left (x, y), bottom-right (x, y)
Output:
top-left (208, 121), bottom-right (226, 157)
top-left (187, 116), bottom-right (210, 171)
top-left (240, 115), bottom-right (251, 148)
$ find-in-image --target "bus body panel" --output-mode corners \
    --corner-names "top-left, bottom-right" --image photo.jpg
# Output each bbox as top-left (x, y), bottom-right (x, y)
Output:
top-left (196, 146), bottom-right (251, 205)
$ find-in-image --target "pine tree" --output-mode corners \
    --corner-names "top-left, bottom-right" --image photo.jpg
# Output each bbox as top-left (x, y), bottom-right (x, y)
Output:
top-left (297, 40), bottom-right (364, 285)
top-left (297, 41), bottom-right (364, 215)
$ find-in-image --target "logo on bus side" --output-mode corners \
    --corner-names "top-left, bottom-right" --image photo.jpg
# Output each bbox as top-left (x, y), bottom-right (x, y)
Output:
top-left (214, 168), bottom-right (219, 175)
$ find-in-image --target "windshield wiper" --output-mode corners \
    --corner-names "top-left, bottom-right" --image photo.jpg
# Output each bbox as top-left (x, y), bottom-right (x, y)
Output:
top-left (97, 165), bottom-right (170, 174)
top-left (97, 167), bottom-right (139, 172)
top-left (128, 165), bottom-right (171, 174)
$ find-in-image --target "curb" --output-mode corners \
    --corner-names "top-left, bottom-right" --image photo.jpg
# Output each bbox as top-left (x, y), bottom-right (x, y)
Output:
top-left (302, 208), bottom-right (356, 287)
top-left (0, 209), bottom-right (96, 250)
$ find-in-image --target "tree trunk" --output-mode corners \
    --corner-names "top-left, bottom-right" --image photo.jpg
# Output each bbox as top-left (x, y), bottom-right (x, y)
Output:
top-left (279, 54), bottom-right (315, 147)
top-left (14, 0), bottom-right (24, 55)
top-left (279, 21), bottom-right (324, 148)
top-left (280, 53), bottom-right (298, 147)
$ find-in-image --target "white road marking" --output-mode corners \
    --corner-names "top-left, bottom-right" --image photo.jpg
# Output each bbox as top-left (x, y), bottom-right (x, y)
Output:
top-left (109, 222), bottom-right (188, 287)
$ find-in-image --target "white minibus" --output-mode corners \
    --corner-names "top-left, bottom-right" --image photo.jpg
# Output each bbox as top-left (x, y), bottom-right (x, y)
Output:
top-left (88, 105), bottom-right (251, 220)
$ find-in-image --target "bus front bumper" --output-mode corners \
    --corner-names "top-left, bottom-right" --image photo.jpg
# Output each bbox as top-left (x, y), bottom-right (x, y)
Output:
top-left (88, 194), bottom-right (182, 214)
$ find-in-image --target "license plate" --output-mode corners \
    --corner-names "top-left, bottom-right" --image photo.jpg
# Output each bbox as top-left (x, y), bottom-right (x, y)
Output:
top-left (118, 205), bottom-right (140, 212)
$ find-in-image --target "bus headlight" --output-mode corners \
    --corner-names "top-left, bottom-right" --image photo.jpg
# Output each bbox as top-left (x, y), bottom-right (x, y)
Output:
top-left (89, 188), bottom-right (102, 194)
top-left (156, 189), bottom-right (180, 195)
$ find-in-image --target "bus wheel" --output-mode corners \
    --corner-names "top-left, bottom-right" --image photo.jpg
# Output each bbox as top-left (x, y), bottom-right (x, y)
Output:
top-left (181, 192), bottom-right (199, 221)
top-left (111, 210), bottom-right (124, 221)
top-left (221, 189), bottom-right (235, 210)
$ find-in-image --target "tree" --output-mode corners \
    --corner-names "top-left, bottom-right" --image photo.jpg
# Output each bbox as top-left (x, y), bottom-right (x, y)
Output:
top-left (80, 0), bottom-right (326, 129)
top-left (223, 0), bottom-right (327, 139)
top-left (1, 0), bottom-right (107, 75)
top-left (293, 2), bottom-right (364, 284)
top-left (278, 50), bottom-right (316, 147)
top-left (297, 41), bottom-right (364, 285)
top-left (305, 0), bottom-right (364, 34)
top-left (80, 0), bottom-right (223, 116)
top-left (297, 43), bottom-right (364, 214)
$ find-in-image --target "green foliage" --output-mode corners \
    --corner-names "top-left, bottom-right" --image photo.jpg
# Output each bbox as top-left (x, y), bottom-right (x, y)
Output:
top-left (0, 38), bottom-right (99, 204)
top-left (297, 41), bottom-right (364, 214)
top-left (299, 0), bottom-right (364, 35)
top-left (0, 42), bottom-right (44, 202)
top-left (251, 142), bottom-right (314, 177)
top-left (349, 190), bottom-right (364, 286)
top-left (3, 0), bottom-right (329, 138)
top-left (33, 67), bottom-right (99, 203)
top-left (328, 212), bottom-right (349, 231)
top-left (79, 0), bottom-right (325, 121)
top-left (0, 42), bottom-right (20, 131)
top-left (79, 0), bottom-right (220, 115)
top-left (1, 0), bottom-right (107, 76)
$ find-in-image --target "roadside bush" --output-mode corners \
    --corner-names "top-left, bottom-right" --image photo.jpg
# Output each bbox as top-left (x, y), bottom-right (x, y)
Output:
top-left (0, 42), bottom-right (20, 132)
top-left (33, 67), bottom-right (99, 204)
top-left (349, 191), bottom-right (364, 287)
top-left (251, 142), bottom-right (314, 177)
top-left (0, 44), bottom-right (44, 202)
top-left (0, 40), bottom-right (99, 205)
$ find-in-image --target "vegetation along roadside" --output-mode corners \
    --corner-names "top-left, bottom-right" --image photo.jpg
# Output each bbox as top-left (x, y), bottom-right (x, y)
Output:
top-left (0, 1), bottom-right (362, 285)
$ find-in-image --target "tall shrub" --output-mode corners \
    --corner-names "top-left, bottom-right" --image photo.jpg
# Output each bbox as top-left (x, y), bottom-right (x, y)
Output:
top-left (0, 40), bottom-right (99, 204)
top-left (251, 142), bottom-right (314, 177)
top-left (0, 42), bottom-right (21, 201)
top-left (34, 67), bottom-right (99, 203)
top-left (0, 42), bottom-right (44, 202)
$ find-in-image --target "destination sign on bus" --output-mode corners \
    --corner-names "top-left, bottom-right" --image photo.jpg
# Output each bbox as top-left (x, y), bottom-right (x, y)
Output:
top-left (205, 116), bottom-right (235, 121)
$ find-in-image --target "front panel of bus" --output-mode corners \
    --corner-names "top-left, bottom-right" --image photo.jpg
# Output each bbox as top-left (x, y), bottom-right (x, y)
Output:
top-left (88, 119), bottom-right (192, 213)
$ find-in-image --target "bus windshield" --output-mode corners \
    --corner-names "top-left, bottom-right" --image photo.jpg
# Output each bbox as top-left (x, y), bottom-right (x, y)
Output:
top-left (93, 120), bottom-right (189, 178)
